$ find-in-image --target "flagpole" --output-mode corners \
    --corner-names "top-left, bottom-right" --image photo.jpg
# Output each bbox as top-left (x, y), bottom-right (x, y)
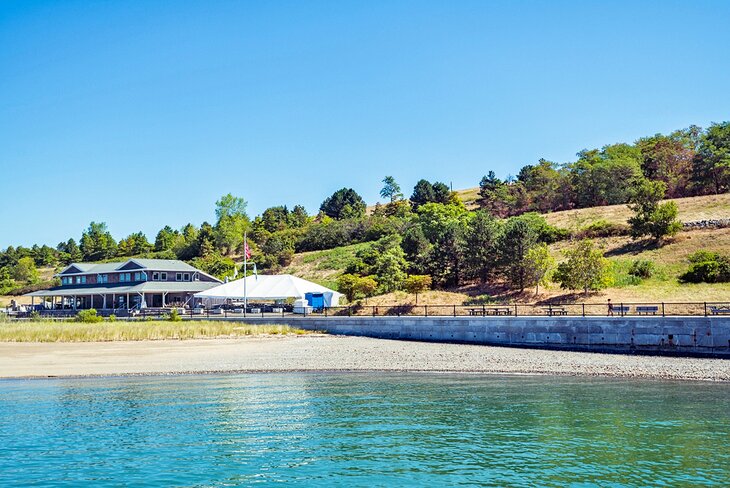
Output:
top-left (243, 232), bottom-right (248, 308)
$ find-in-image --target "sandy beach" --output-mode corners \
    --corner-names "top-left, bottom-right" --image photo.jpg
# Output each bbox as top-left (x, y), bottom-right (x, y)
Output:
top-left (0, 335), bottom-right (728, 381)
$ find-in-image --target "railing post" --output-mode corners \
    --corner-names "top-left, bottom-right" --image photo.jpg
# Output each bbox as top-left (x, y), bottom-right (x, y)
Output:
top-left (424, 305), bottom-right (428, 317)
top-left (514, 304), bottom-right (518, 316)
top-left (372, 306), bottom-right (376, 317)
top-left (620, 302), bottom-right (624, 317)
top-left (324, 307), bottom-right (327, 318)
top-left (348, 306), bottom-right (351, 317)
top-left (661, 302), bottom-right (665, 317)
top-left (704, 302), bottom-right (708, 317)
top-left (582, 303), bottom-right (585, 317)
top-left (454, 305), bottom-right (456, 317)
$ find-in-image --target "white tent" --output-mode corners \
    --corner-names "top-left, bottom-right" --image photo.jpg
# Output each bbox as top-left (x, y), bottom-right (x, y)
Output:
top-left (194, 274), bottom-right (342, 306)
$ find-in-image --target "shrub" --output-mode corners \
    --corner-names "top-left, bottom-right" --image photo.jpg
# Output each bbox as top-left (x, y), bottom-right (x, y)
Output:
top-left (169, 308), bottom-right (182, 322)
top-left (679, 251), bottom-right (730, 283)
top-left (628, 259), bottom-right (655, 279)
top-left (108, 314), bottom-right (117, 322)
top-left (578, 220), bottom-right (630, 238)
top-left (75, 309), bottom-right (103, 323)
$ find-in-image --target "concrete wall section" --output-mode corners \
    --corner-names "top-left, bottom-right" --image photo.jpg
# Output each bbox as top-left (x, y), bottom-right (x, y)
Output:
top-left (225, 316), bottom-right (730, 357)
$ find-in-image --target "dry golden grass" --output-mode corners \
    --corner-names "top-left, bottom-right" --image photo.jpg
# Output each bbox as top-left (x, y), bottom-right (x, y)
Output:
top-left (0, 320), bottom-right (310, 342)
top-left (543, 193), bottom-right (730, 231)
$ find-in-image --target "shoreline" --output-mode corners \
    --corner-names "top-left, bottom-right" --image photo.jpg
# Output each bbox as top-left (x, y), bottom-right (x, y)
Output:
top-left (1, 335), bottom-right (729, 382)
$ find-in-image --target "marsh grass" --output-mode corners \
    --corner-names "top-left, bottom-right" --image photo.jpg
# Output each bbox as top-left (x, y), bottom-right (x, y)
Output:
top-left (0, 320), bottom-right (310, 342)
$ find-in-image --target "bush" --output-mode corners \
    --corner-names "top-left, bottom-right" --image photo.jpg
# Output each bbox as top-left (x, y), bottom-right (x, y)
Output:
top-left (578, 220), bottom-right (630, 238)
top-left (75, 309), bottom-right (103, 323)
top-left (108, 314), bottom-right (117, 322)
top-left (628, 259), bottom-right (655, 279)
top-left (169, 308), bottom-right (182, 322)
top-left (679, 251), bottom-right (730, 283)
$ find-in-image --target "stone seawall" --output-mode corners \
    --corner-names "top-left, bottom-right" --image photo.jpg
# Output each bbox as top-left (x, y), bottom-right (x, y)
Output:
top-left (222, 316), bottom-right (730, 357)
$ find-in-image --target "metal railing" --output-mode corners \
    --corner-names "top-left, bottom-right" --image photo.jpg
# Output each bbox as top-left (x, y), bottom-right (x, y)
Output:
top-left (8, 301), bottom-right (730, 320)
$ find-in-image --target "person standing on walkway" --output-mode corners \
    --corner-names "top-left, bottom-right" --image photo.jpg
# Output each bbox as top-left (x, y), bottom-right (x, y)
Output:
top-left (607, 299), bottom-right (614, 316)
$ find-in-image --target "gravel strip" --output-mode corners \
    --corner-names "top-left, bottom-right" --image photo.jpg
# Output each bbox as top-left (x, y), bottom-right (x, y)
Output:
top-left (0, 335), bottom-right (728, 381)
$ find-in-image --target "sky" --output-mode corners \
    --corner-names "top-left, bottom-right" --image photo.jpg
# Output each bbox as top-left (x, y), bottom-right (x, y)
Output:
top-left (1, 0), bottom-right (729, 249)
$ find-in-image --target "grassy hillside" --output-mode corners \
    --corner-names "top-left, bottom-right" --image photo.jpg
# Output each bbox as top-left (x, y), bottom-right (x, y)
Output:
top-left (291, 194), bottom-right (730, 305)
top-left (281, 242), bottom-right (371, 290)
top-left (543, 193), bottom-right (730, 231)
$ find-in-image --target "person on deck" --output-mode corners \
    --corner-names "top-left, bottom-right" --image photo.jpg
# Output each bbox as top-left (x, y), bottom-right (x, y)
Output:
top-left (607, 299), bottom-right (614, 317)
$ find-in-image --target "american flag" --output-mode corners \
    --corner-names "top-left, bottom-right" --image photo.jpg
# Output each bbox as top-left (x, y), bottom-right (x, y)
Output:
top-left (244, 240), bottom-right (251, 260)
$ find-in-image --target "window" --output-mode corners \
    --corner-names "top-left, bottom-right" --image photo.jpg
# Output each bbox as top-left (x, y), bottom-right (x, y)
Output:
top-left (152, 272), bottom-right (159, 281)
top-left (176, 273), bottom-right (182, 281)
top-left (183, 273), bottom-right (190, 281)
top-left (119, 273), bottom-right (131, 282)
top-left (161, 272), bottom-right (167, 280)
top-left (75, 276), bottom-right (86, 284)
top-left (98, 274), bottom-right (108, 284)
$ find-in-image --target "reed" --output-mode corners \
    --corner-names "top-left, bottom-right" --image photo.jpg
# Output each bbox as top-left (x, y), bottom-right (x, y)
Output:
top-left (0, 320), bottom-right (310, 342)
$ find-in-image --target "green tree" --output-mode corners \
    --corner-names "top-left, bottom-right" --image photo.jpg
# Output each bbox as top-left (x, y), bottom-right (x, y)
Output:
top-left (12, 256), bottom-right (39, 283)
top-left (80, 222), bottom-right (117, 261)
top-left (628, 179), bottom-right (682, 242)
top-left (337, 274), bottom-right (379, 303)
top-left (636, 129), bottom-right (697, 198)
top-left (380, 176), bottom-right (403, 203)
top-left (213, 194), bottom-right (250, 255)
top-left (320, 188), bottom-right (366, 220)
top-left (498, 218), bottom-right (538, 291)
top-left (289, 205), bottom-right (309, 227)
top-left (570, 144), bottom-right (643, 207)
top-left (155, 226), bottom-right (179, 252)
top-left (404, 275), bottom-right (432, 304)
top-left (261, 206), bottom-right (290, 232)
top-left (215, 193), bottom-right (248, 221)
top-left (524, 243), bottom-right (554, 295)
top-left (692, 121), bottom-right (730, 194)
top-left (463, 210), bottom-right (501, 283)
top-left (373, 247), bottom-right (408, 293)
top-left (57, 239), bottom-right (82, 264)
top-left (356, 276), bottom-right (378, 301)
top-left (553, 239), bottom-right (613, 294)
top-left (118, 232), bottom-right (153, 256)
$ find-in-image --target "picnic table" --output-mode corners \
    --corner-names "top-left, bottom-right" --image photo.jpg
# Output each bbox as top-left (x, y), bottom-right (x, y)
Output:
top-left (543, 306), bottom-right (568, 316)
top-left (468, 307), bottom-right (512, 316)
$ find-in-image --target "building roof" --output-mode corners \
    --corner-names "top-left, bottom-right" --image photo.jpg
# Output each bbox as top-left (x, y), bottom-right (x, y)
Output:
top-left (194, 274), bottom-right (342, 300)
top-left (58, 259), bottom-right (202, 275)
top-left (26, 281), bottom-right (218, 297)
top-left (56, 259), bottom-right (220, 282)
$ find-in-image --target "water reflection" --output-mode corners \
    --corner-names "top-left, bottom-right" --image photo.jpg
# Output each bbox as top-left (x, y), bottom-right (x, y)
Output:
top-left (0, 373), bottom-right (728, 486)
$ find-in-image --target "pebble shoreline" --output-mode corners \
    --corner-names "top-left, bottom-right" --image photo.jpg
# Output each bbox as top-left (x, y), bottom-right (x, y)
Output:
top-left (0, 335), bottom-right (728, 381)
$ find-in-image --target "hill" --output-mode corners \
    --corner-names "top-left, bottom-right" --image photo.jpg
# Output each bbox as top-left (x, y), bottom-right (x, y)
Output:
top-left (291, 193), bottom-right (730, 305)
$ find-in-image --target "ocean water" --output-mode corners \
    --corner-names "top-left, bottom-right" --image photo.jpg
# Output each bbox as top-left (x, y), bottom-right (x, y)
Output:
top-left (1, 373), bottom-right (729, 487)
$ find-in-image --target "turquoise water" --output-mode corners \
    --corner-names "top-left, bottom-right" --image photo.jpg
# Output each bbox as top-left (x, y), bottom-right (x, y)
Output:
top-left (1, 373), bottom-right (729, 486)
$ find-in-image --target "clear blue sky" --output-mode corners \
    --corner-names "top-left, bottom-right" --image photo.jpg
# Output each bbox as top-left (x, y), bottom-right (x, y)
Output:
top-left (1, 0), bottom-right (729, 249)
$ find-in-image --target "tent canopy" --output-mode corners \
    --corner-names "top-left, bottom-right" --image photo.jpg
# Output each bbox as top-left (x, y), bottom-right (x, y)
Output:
top-left (194, 274), bottom-right (342, 305)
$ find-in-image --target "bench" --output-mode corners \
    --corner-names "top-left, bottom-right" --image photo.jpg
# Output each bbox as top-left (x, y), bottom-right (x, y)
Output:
top-left (544, 307), bottom-right (567, 316)
top-left (635, 306), bottom-right (659, 315)
top-left (710, 306), bottom-right (730, 315)
top-left (611, 306), bottom-right (630, 315)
